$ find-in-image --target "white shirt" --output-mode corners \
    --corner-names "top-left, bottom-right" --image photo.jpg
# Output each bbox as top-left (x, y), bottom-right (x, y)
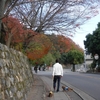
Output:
top-left (52, 63), bottom-right (63, 76)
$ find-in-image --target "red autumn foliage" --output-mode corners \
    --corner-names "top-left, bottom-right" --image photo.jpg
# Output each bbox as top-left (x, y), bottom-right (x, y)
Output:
top-left (2, 16), bottom-right (24, 46)
top-left (22, 29), bottom-right (38, 48)
top-left (57, 35), bottom-right (83, 53)
top-left (2, 16), bottom-right (83, 60)
top-left (26, 34), bottom-right (52, 60)
top-left (57, 35), bottom-right (71, 53)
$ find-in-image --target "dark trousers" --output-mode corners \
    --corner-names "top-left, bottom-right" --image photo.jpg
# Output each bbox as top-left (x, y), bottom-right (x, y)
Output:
top-left (53, 75), bottom-right (61, 91)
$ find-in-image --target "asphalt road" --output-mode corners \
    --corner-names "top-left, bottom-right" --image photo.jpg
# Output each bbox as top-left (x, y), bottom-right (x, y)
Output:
top-left (34, 68), bottom-right (100, 100)
top-left (62, 72), bottom-right (100, 100)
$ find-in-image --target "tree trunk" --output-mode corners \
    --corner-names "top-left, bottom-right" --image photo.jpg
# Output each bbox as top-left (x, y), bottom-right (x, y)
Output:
top-left (72, 64), bottom-right (75, 72)
top-left (6, 33), bottom-right (12, 48)
top-left (0, 0), bottom-right (13, 40)
top-left (0, 0), bottom-right (6, 38)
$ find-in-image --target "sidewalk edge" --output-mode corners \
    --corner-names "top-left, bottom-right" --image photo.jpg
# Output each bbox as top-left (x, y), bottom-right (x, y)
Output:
top-left (61, 80), bottom-right (96, 100)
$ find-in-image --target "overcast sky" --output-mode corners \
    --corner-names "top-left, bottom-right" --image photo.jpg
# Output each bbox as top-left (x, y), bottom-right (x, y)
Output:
top-left (71, 14), bottom-right (100, 50)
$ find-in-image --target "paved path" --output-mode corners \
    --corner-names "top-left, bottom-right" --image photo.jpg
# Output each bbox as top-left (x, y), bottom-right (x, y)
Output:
top-left (26, 75), bottom-right (50, 100)
top-left (41, 76), bottom-right (70, 100)
top-left (27, 68), bottom-right (96, 100)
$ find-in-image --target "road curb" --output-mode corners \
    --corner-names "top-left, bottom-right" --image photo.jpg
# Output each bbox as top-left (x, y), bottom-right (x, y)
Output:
top-left (61, 80), bottom-right (96, 100)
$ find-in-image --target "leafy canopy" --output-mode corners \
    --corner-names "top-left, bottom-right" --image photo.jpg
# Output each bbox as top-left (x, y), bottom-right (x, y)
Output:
top-left (61, 50), bottom-right (84, 65)
top-left (84, 22), bottom-right (100, 57)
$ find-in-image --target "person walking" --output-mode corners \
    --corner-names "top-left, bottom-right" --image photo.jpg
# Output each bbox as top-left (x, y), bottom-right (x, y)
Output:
top-left (52, 59), bottom-right (63, 92)
top-left (34, 66), bottom-right (38, 73)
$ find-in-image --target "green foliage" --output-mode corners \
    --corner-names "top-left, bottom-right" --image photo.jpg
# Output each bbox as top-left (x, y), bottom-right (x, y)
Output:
top-left (91, 61), bottom-right (95, 69)
top-left (84, 22), bottom-right (100, 57)
top-left (29, 52), bottom-right (55, 66)
top-left (61, 50), bottom-right (84, 65)
top-left (84, 22), bottom-right (100, 68)
top-left (52, 51), bottom-right (61, 60)
top-left (60, 53), bottom-right (68, 64)
top-left (1, 16), bottom-right (84, 64)
top-left (41, 53), bottom-right (55, 66)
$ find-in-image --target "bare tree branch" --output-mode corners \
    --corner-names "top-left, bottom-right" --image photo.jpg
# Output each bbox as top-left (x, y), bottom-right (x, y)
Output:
top-left (10, 0), bottom-right (100, 35)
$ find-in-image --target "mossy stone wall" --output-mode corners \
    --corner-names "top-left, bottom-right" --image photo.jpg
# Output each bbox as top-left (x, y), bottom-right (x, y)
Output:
top-left (0, 43), bottom-right (33, 100)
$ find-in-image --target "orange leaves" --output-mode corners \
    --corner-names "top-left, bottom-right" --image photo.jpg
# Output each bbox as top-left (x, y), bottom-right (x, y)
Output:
top-left (2, 16), bottom-right (23, 34)
top-left (49, 34), bottom-right (83, 54)
top-left (22, 29), bottom-right (37, 44)
top-left (2, 16), bottom-right (24, 44)
top-left (27, 49), bottom-right (44, 60)
top-left (26, 34), bottom-right (52, 60)
top-left (27, 47), bottom-right (49, 60)
top-left (57, 35), bottom-right (72, 53)
top-left (2, 16), bottom-right (52, 60)
top-left (2, 16), bottom-right (83, 61)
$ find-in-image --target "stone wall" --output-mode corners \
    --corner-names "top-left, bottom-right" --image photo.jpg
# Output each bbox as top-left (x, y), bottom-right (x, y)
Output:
top-left (0, 43), bottom-right (34, 100)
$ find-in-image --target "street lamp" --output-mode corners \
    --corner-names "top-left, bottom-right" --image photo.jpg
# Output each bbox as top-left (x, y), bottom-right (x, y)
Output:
top-left (94, 54), bottom-right (99, 70)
